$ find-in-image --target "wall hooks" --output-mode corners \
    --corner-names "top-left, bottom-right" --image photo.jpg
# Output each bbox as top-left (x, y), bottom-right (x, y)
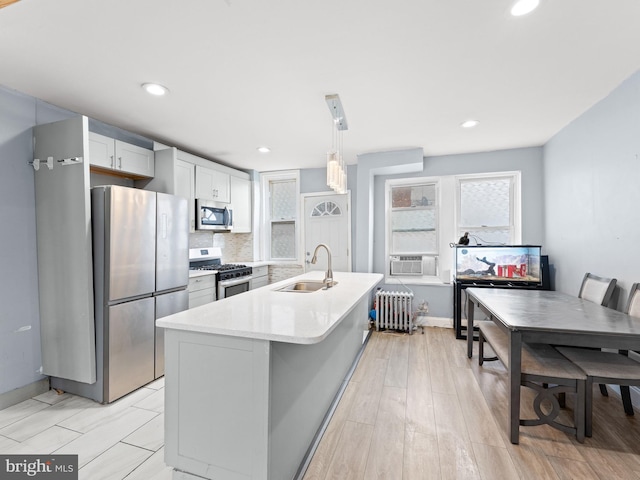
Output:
top-left (29, 157), bottom-right (53, 171)
top-left (29, 156), bottom-right (83, 171)
top-left (58, 157), bottom-right (83, 166)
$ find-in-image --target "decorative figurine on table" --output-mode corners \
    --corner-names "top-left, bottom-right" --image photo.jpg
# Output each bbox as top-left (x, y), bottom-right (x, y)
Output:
top-left (457, 232), bottom-right (470, 245)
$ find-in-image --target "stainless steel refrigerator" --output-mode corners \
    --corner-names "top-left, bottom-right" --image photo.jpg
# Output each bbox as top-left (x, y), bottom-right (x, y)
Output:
top-left (51, 186), bottom-right (189, 403)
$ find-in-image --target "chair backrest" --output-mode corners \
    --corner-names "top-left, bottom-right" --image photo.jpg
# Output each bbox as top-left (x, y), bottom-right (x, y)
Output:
top-left (578, 273), bottom-right (616, 306)
top-left (625, 283), bottom-right (640, 317)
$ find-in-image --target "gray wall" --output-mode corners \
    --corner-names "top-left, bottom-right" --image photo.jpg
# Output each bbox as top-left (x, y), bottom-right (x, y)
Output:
top-left (0, 86), bottom-right (74, 396)
top-left (543, 70), bottom-right (640, 309)
top-left (303, 147), bottom-right (545, 317)
top-left (369, 147), bottom-right (545, 317)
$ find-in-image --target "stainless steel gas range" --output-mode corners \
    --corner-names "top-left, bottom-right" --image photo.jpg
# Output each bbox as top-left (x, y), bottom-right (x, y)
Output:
top-left (188, 248), bottom-right (253, 300)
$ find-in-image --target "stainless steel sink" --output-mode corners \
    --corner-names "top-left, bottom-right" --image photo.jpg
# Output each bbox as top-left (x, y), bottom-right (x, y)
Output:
top-left (275, 281), bottom-right (338, 292)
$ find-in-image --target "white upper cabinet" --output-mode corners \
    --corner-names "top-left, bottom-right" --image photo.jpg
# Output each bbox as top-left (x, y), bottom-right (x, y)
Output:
top-left (230, 176), bottom-right (251, 233)
top-left (88, 131), bottom-right (115, 170)
top-left (89, 132), bottom-right (155, 178)
top-left (195, 165), bottom-right (230, 203)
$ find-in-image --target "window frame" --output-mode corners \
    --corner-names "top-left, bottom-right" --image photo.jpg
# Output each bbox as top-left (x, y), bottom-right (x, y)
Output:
top-left (384, 171), bottom-right (522, 285)
top-left (385, 176), bottom-right (442, 284)
top-left (260, 170), bottom-right (301, 264)
top-left (454, 171), bottom-right (521, 246)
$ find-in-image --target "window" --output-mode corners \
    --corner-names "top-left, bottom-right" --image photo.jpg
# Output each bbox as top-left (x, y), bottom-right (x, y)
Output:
top-left (456, 173), bottom-right (520, 246)
top-left (386, 179), bottom-right (440, 280)
top-left (261, 171), bottom-right (300, 262)
top-left (385, 171), bottom-right (520, 284)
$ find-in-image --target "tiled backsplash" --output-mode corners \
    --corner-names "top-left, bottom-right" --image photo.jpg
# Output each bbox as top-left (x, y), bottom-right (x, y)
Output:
top-left (188, 231), bottom-right (303, 283)
top-left (189, 231), bottom-right (252, 262)
top-left (269, 264), bottom-right (304, 283)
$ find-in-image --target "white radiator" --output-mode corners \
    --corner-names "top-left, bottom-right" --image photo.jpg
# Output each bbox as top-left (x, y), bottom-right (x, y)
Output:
top-left (375, 291), bottom-right (414, 333)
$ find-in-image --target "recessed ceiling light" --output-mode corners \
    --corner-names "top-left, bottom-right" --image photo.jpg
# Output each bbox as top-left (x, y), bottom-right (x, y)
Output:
top-left (461, 120), bottom-right (479, 128)
top-left (257, 146), bottom-right (271, 153)
top-left (511, 0), bottom-right (539, 16)
top-left (142, 83), bottom-right (169, 96)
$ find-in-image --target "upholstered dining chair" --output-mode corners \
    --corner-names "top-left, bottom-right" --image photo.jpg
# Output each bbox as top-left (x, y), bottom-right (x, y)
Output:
top-left (572, 273), bottom-right (617, 397)
top-left (578, 272), bottom-right (617, 306)
top-left (556, 283), bottom-right (640, 436)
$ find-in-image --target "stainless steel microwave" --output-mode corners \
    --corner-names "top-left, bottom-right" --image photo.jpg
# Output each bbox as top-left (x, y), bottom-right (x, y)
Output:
top-left (196, 199), bottom-right (233, 231)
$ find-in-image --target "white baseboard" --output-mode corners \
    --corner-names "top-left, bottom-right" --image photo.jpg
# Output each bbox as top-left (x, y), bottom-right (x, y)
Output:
top-left (0, 378), bottom-right (49, 410)
top-left (414, 316), bottom-right (453, 329)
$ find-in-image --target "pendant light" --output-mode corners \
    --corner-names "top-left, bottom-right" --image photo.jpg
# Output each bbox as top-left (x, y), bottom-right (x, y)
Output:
top-left (325, 94), bottom-right (348, 194)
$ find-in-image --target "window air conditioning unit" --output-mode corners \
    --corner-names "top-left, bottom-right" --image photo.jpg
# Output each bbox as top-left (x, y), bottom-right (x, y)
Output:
top-left (390, 255), bottom-right (423, 276)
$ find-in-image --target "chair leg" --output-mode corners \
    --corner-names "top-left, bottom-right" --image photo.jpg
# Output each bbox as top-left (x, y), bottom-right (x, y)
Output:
top-left (599, 383), bottom-right (608, 396)
top-left (621, 385), bottom-right (634, 416)
top-left (478, 332), bottom-right (484, 366)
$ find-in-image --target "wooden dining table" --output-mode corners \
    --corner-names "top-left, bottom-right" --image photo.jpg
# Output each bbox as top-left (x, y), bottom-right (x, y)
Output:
top-left (465, 287), bottom-right (640, 444)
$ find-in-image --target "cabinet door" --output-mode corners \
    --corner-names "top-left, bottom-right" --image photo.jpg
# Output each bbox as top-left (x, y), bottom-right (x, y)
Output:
top-left (115, 140), bottom-right (155, 177)
top-left (230, 176), bottom-right (251, 233)
top-left (88, 132), bottom-right (115, 169)
top-left (189, 288), bottom-right (216, 308)
top-left (195, 165), bottom-right (215, 200)
top-left (195, 165), bottom-right (230, 202)
top-left (175, 160), bottom-right (196, 232)
top-left (251, 277), bottom-right (269, 289)
top-left (211, 170), bottom-right (230, 203)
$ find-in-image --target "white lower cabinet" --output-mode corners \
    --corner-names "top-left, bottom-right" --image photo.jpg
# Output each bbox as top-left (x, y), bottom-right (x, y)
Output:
top-left (188, 275), bottom-right (216, 308)
top-left (251, 265), bottom-right (269, 289)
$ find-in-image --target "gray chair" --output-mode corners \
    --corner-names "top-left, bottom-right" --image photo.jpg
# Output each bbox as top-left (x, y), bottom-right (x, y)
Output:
top-left (572, 273), bottom-right (617, 397)
top-left (478, 321), bottom-right (586, 442)
top-left (578, 272), bottom-right (616, 306)
top-left (556, 283), bottom-right (640, 437)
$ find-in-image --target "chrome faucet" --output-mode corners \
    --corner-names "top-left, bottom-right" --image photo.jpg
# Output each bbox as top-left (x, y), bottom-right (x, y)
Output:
top-left (311, 243), bottom-right (335, 288)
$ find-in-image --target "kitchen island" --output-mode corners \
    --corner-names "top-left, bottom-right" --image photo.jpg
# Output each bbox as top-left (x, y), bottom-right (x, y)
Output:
top-left (157, 270), bottom-right (383, 480)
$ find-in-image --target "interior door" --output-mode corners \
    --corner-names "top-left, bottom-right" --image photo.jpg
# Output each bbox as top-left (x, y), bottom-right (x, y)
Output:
top-left (303, 192), bottom-right (351, 272)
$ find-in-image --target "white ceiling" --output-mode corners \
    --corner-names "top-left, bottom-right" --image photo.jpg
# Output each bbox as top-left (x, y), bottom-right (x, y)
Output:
top-left (2, 0), bottom-right (640, 173)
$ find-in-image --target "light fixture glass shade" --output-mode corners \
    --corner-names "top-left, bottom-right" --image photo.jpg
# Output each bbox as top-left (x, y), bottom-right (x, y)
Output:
top-left (325, 93), bottom-right (348, 194)
top-left (327, 152), bottom-right (340, 189)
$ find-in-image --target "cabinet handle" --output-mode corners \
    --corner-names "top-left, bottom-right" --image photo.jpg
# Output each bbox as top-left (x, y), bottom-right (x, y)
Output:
top-left (110, 155), bottom-right (114, 168)
top-left (118, 157), bottom-right (122, 169)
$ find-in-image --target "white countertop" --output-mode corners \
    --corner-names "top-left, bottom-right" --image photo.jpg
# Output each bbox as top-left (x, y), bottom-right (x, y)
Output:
top-left (242, 261), bottom-right (270, 268)
top-left (188, 269), bottom-right (218, 278)
top-left (157, 271), bottom-right (383, 344)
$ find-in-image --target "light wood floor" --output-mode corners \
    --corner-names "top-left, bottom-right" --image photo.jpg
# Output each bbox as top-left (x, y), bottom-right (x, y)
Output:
top-left (1, 327), bottom-right (640, 479)
top-left (303, 328), bottom-right (640, 480)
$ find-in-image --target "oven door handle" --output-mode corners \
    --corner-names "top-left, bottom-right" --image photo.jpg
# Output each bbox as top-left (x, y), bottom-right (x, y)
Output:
top-left (218, 275), bottom-right (253, 286)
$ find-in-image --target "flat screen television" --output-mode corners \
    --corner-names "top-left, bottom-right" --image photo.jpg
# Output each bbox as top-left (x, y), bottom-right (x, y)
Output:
top-left (454, 245), bottom-right (542, 285)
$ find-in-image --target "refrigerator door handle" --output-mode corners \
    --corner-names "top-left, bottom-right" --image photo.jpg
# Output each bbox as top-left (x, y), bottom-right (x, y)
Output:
top-left (161, 213), bottom-right (168, 239)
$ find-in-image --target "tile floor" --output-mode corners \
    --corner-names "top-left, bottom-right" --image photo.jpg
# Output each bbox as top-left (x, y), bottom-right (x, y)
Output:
top-left (0, 378), bottom-right (170, 480)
